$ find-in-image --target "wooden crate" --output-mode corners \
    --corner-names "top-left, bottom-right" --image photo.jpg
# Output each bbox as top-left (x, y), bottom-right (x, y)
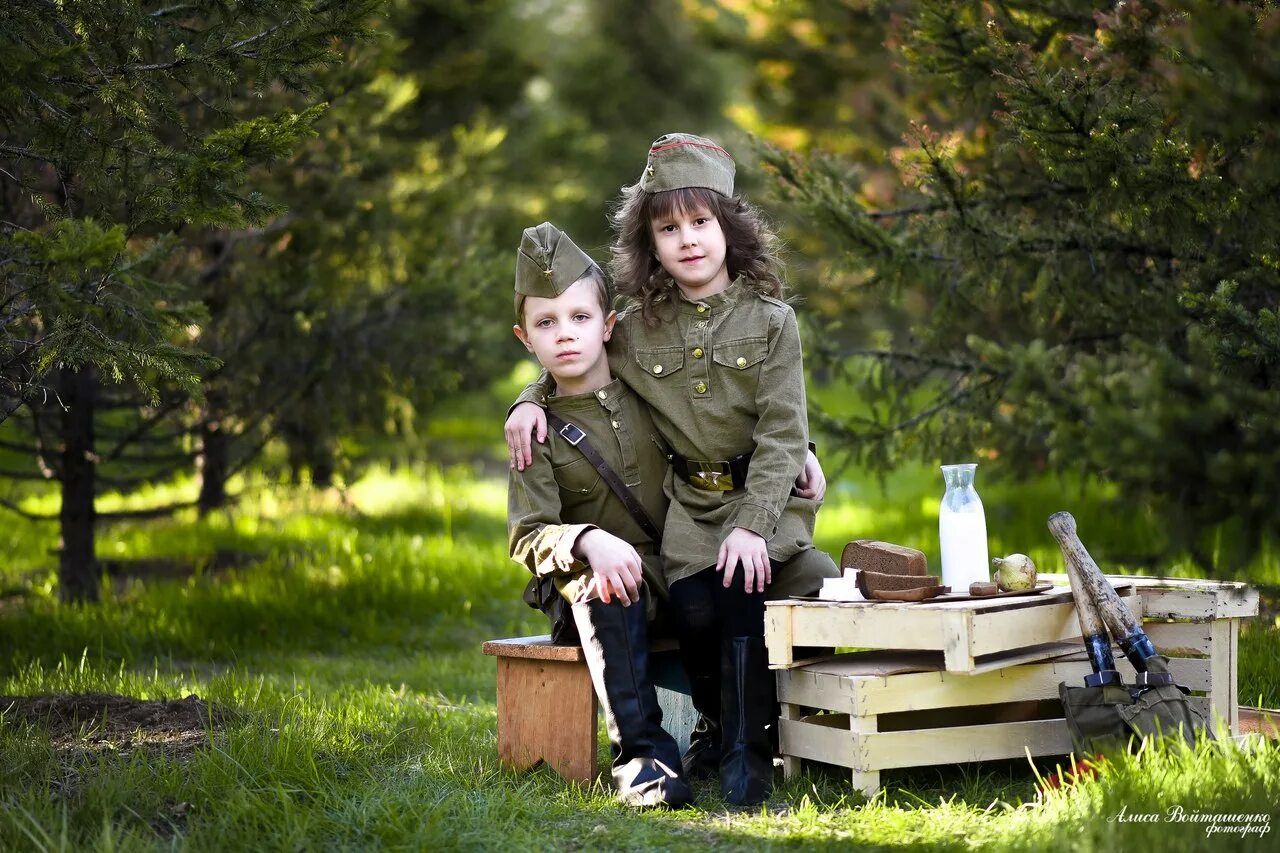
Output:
top-left (773, 577), bottom-right (1258, 796)
top-left (765, 582), bottom-right (1141, 673)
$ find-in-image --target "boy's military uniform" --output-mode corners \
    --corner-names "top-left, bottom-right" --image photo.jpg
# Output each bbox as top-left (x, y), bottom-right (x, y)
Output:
top-left (508, 377), bottom-right (670, 619)
top-left (506, 222), bottom-right (691, 810)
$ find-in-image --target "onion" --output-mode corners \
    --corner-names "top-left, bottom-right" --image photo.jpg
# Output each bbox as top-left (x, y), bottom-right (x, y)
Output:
top-left (993, 553), bottom-right (1037, 591)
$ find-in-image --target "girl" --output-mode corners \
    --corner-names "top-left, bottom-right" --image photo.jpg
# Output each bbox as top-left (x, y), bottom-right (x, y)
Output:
top-left (506, 133), bottom-right (838, 805)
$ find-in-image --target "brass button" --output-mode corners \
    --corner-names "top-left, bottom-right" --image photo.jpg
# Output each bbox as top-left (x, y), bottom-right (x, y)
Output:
top-left (611, 420), bottom-right (620, 429)
top-left (653, 364), bottom-right (663, 375)
top-left (692, 347), bottom-right (704, 359)
top-left (695, 305), bottom-right (706, 314)
top-left (736, 356), bottom-right (747, 368)
top-left (696, 320), bottom-right (707, 329)
top-left (694, 381), bottom-right (708, 394)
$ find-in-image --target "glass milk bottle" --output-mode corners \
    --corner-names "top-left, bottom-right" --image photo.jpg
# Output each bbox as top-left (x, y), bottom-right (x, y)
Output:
top-left (939, 463), bottom-right (990, 591)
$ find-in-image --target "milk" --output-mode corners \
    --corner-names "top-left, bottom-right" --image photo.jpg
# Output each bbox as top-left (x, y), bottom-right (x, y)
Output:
top-left (939, 505), bottom-right (989, 590)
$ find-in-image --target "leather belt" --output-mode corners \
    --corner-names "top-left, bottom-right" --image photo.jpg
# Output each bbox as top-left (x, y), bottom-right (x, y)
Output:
top-left (669, 449), bottom-right (752, 492)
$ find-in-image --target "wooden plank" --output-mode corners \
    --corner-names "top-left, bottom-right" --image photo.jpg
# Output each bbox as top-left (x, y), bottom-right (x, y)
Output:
top-left (765, 605), bottom-right (794, 668)
top-left (495, 657), bottom-right (597, 783)
top-left (861, 719), bottom-right (1073, 769)
top-left (777, 667), bottom-right (865, 716)
top-left (1229, 618), bottom-right (1240, 734)
top-left (778, 716), bottom-right (858, 770)
top-left (1239, 706), bottom-right (1280, 738)
top-left (1141, 590), bottom-right (1219, 622)
top-left (787, 605), bottom-right (948, 654)
top-left (942, 609), bottom-right (974, 672)
top-left (1142, 621), bottom-right (1213, 655)
top-left (969, 642), bottom-right (1084, 674)
top-left (1209, 619), bottom-right (1232, 727)
top-left (1214, 585), bottom-right (1260, 619)
top-left (967, 601), bottom-right (1084, 658)
top-left (483, 636), bottom-right (585, 662)
top-left (967, 588), bottom-right (1139, 658)
top-left (482, 635), bottom-right (679, 662)
top-left (779, 703), bottom-right (802, 779)
top-left (781, 655), bottom-right (1213, 716)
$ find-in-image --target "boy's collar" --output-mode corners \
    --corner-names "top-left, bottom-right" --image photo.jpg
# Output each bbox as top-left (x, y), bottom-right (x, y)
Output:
top-left (548, 376), bottom-right (624, 410)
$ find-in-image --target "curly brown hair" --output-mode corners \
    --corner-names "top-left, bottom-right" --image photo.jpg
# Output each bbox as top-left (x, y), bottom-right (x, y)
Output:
top-left (609, 184), bottom-right (785, 324)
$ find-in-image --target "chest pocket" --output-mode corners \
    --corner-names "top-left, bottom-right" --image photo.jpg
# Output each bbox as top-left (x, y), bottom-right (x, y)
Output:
top-left (712, 337), bottom-right (769, 372)
top-left (552, 456), bottom-right (601, 498)
top-left (635, 346), bottom-right (685, 379)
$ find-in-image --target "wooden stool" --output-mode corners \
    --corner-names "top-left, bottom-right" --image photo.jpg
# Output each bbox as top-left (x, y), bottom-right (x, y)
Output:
top-left (482, 634), bottom-right (694, 784)
top-left (483, 636), bottom-right (598, 783)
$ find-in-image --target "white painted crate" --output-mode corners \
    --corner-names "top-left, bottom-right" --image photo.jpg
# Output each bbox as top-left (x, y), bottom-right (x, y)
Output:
top-left (772, 576), bottom-right (1258, 796)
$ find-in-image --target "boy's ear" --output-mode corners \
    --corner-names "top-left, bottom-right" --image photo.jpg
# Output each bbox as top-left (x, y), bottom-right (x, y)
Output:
top-left (603, 310), bottom-right (617, 341)
top-left (512, 324), bottom-right (534, 352)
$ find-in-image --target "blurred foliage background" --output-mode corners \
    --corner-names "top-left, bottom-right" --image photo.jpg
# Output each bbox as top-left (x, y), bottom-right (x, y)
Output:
top-left (3, 0), bottom-right (1279, 600)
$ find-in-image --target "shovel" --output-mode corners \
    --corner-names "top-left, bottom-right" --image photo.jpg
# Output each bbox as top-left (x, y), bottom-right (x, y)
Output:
top-left (1048, 512), bottom-right (1213, 753)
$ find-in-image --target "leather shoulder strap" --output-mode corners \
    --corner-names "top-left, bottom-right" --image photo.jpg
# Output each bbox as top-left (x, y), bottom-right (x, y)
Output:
top-left (546, 411), bottom-right (663, 546)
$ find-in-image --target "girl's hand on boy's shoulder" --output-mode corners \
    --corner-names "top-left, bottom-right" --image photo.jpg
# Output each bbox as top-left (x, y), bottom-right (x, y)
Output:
top-left (506, 403), bottom-right (548, 471)
top-left (574, 529), bottom-right (643, 606)
top-left (717, 527), bottom-right (771, 593)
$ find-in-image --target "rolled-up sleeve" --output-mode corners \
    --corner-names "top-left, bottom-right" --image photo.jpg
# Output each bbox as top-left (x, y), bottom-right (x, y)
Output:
top-left (507, 443), bottom-right (597, 576)
top-left (729, 306), bottom-right (808, 538)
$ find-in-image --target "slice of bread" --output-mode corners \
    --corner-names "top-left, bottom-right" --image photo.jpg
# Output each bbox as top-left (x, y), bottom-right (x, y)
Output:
top-left (841, 540), bottom-right (928, 576)
top-left (856, 569), bottom-right (942, 597)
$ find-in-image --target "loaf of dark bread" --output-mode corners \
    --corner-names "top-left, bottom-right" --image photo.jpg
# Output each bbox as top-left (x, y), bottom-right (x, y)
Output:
top-left (841, 540), bottom-right (928, 576)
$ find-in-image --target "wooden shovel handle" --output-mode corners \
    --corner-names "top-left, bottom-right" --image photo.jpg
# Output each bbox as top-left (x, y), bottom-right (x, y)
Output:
top-left (1047, 511), bottom-right (1142, 638)
top-left (1046, 513), bottom-right (1108, 639)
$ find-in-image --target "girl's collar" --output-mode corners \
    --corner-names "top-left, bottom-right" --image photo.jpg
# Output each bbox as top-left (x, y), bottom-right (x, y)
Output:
top-left (675, 275), bottom-right (745, 314)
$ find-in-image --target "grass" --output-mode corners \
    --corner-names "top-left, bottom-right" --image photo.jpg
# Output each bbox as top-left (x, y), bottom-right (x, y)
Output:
top-left (0, 454), bottom-right (1277, 849)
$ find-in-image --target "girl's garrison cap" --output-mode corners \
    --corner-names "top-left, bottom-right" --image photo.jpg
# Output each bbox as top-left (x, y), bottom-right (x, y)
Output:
top-left (638, 132), bottom-right (735, 197)
top-left (514, 222), bottom-right (595, 302)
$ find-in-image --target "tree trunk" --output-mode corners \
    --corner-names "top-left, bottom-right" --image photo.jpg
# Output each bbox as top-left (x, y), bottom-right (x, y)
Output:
top-left (283, 419), bottom-right (335, 488)
top-left (197, 389), bottom-right (230, 517)
top-left (311, 441), bottom-right (335, 489)
top-left (58, 365), bottom-right (98, 603)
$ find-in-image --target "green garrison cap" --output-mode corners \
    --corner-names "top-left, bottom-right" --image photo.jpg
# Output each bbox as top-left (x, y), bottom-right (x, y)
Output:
top-left (638, 132), bottom-right (735, 196)
top-left (514, 222), bottom-right (595, 301)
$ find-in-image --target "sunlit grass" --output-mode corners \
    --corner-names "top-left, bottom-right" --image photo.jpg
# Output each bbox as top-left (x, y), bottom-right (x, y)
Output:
top-left (0, 464), bottom-right (1276, 850)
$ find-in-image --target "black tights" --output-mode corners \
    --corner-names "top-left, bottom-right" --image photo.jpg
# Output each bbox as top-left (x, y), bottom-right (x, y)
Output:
top-left (668, 563), bottom-right (781, 700)
top-left (668, 565), bottom-right (770, 643)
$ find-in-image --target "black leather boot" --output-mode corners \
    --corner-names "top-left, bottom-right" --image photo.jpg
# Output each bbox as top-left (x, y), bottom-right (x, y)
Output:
top-left (718, 635), bottom-right (775, 806)
top-left (571, 594), bottom-right (694, 809)
top-left (681, 674), bottom-right (722, 780)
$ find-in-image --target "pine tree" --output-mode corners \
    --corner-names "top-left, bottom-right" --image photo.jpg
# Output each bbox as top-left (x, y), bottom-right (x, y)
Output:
top-left (766, 0), bottom-right (1280, 573)
top-left (0, 0), bottom-right (383, 599)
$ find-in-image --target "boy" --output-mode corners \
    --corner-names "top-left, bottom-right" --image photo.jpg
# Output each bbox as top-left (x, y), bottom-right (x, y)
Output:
top-left (507, 221), bottom-right (692, 809)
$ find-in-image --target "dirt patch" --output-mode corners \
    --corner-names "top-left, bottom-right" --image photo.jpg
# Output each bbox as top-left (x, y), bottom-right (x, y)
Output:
top-left (0, 692), bottom-right (236, 761)
top-left (100, 549), bottom-right (263, 582)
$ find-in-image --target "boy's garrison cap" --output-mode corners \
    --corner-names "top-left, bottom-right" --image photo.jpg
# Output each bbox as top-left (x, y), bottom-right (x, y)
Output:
top-left (638, 132), bottom-right (735, 197)
top-left (514, 222), bottom-right (595, 301)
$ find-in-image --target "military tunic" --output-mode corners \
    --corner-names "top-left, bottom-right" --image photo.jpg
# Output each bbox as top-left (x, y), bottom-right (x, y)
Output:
top-left (507, 378), bottom-right (671, 616)
top-left (517, 278), bottom-right (837, 589)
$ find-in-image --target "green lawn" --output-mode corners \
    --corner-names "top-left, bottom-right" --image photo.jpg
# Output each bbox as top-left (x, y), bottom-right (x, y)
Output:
top-left (0, 461), bottom-right (1276, 850)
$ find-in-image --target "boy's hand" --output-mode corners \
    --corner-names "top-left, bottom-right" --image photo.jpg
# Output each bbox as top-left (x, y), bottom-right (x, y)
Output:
top-left (574, 529), bottom-right (643, 606)
top-left (793, 448), bottom-right (826, 500)
top-left (717, 527), bottom-right (771, 593)
top-left (505, 403), bottom-right (548, 471)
